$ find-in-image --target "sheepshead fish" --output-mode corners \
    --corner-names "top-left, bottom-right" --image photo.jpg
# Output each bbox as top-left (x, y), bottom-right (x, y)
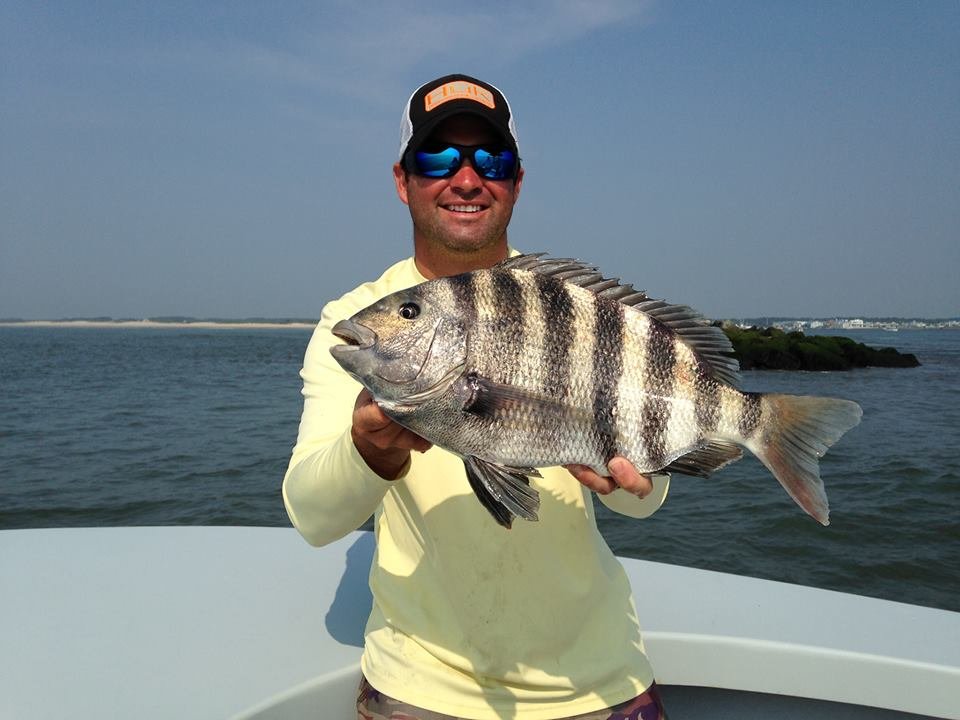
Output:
top-left (330, 254), bottom-right (862, 528)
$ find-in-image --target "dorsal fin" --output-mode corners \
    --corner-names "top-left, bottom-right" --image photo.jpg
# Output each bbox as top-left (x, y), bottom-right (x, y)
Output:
top-left (497, 253), bottom-right (741, 386)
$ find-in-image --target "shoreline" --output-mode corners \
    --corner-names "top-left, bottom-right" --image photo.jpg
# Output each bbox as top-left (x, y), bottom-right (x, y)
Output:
top-left (0, 320), bottom-right (315, 330)
top-left (2, 319), bottom-right (955, 332)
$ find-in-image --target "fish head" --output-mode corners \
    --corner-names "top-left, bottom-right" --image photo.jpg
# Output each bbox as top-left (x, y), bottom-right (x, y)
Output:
top-left (330, 283), bottom-right (467, 409)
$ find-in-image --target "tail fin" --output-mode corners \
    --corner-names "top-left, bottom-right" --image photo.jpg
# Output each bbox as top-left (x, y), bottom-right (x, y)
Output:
top-left (751, 394), bottom-right (862, 525)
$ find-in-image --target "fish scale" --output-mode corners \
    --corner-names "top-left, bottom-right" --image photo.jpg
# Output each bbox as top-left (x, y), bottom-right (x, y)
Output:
top-left (330, 254), bottom-right (862, 528)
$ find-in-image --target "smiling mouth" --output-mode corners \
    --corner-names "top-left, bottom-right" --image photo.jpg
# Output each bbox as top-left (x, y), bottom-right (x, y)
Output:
top-left (444, 204), bottom-right (484, 213)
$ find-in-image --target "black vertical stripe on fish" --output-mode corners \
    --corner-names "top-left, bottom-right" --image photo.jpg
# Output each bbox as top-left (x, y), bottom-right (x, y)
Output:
top-left (695, 370), bottom-right (722, 433)
top-left (738, 392), bottom-right (763, 439)
top-left (640, 322), bottom-right (676, 469)
top-left (591, 297), bottom-right (625, 463)
top-left (447, 272), bottom-right (477, 331)
top-left (535, 274), bottom-right (574, 400)
top-left (491, 269), bottom-right (527, 349)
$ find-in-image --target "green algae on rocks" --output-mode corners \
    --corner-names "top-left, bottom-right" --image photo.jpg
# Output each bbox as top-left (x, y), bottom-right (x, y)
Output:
top-left (722, 325), bottom-right (921, 371)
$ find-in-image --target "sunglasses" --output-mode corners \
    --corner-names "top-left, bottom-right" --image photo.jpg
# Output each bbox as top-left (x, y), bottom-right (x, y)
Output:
top-left (405, 143), bottom-right (519, 181)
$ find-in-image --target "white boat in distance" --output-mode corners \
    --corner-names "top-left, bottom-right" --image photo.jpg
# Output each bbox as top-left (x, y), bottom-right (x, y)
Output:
top-left (2, 526), bottom-right (957, 719)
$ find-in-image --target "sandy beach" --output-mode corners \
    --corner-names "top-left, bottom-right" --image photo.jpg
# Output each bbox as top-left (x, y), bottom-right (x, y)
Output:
top-left (0, 320), bottom-right (315, 330)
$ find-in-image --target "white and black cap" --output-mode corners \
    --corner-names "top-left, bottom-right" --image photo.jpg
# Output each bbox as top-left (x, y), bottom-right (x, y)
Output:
top-left (398, 74), bottom-right (520, 161)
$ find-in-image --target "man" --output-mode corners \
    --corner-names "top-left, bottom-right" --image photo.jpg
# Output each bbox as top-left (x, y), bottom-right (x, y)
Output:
top-left (284, 74), bottom-right (670, 720)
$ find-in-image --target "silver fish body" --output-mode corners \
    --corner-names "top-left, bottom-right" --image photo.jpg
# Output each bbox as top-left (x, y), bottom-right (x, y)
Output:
top-left (331, 254), bottom-right (862, 528)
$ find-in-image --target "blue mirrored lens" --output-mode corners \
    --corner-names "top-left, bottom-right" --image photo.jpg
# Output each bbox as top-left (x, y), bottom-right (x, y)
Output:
top-left (414, 147), bottom-right (462, 177)
top-left (474, 148), bottom-right (516, 180)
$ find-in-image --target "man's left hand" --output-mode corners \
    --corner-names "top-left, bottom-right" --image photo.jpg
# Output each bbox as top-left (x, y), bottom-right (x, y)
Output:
top-left (565, 457), bottom-right (654, 499)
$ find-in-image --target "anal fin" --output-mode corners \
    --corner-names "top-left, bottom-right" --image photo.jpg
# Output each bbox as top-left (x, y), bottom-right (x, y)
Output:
top-left (664, 440), bottom-right (744, 478)
top-left (463, 457), bottom-right (541, 529)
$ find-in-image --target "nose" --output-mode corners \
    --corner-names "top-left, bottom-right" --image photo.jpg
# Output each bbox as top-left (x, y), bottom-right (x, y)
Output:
top-left (448, 158), bottom-right (483, 197)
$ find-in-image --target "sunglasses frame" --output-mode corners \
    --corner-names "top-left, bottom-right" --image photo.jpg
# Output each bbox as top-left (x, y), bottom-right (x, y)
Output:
top-left (403, 142), bottom-right (520, 181)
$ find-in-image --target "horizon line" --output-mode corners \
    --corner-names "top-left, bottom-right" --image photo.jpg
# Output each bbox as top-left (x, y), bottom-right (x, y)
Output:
top-left (2, 315), bottom-right (958, 326)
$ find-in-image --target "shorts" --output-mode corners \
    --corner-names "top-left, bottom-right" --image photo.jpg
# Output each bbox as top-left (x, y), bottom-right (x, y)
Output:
top-left (356, 674), bottom-right (668, 720)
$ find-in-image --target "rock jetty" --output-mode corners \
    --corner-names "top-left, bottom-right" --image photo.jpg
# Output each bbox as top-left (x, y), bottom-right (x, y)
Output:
top-left (722, 325), bottom-right (920, 371)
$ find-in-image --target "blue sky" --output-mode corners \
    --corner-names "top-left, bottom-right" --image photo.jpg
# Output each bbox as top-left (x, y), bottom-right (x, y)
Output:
top-left (2, 1), bottom-right (958, 320)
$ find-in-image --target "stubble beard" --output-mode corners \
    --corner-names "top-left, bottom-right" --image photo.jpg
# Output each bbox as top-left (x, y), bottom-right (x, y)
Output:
top-left (412, 204), bottom-right (514, 257)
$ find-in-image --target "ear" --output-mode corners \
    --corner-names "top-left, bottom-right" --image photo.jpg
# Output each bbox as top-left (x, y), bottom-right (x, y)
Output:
top-left (393, 163), bottom-right (409, 206)
top-left (512, 166), bottom-right (524, 200)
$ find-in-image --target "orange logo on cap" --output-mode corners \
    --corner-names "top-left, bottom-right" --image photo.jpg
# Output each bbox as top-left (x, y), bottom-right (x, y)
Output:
top-left (424, 81), bottom-right (495, 112)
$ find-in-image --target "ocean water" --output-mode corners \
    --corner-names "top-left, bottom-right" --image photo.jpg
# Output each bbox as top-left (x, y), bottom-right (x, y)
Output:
top-left (1, 325), bottom-right (958, 612)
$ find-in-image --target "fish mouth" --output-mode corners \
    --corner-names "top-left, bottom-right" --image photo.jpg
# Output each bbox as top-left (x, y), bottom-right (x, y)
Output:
top-left (331, 319), bottom-right (376, 352)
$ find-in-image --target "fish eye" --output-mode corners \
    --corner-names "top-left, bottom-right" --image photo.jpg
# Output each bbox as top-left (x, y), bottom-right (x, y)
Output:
top-left (398, 302), bottom-right (420, 320)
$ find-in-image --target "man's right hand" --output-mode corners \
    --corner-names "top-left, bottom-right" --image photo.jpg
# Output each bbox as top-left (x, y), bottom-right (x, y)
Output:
top-left (351, 389), bottom-right (432, 480)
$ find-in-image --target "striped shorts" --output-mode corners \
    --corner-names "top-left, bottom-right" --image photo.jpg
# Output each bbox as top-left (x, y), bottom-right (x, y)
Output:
top-left (356, 675), bottom-right (668, 720)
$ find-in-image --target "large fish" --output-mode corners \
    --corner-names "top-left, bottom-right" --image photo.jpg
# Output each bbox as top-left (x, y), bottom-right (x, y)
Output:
top-left (331, 254), bottom-right (862, 528)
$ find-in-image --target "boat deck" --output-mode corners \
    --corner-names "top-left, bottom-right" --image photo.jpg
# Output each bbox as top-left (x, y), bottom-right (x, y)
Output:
top-left (2, 527), bottom-right (957, 719)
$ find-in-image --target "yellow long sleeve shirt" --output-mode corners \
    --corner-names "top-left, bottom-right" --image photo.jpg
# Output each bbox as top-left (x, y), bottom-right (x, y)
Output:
top-left (283, 255), bottom-right (669, 720)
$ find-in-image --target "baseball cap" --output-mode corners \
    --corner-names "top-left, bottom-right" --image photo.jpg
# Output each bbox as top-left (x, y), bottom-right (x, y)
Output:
top-left (398, 74), bottom-right (520, 161)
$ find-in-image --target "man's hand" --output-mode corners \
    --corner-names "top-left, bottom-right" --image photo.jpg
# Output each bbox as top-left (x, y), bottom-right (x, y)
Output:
top-left (351, 389), bottom-right (432, 480)
top-left (565, 457), bottom-right (654, 499)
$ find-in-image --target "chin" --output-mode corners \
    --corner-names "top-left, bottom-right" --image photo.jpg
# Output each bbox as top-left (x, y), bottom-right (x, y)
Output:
top-left (441, 226), bottom-right (506, 250)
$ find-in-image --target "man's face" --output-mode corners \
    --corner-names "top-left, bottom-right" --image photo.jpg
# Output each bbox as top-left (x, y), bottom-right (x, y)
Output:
top-left (394, 115), bottom-right (523, 256)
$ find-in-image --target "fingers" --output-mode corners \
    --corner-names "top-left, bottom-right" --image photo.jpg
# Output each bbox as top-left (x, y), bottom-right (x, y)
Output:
top-left (351, 390), bottom-right (430, 480)
top-left (564, 464), bottom-right (617, 495)
top-left (607, 456), bottom-right (654, 498)
top-left (565, 457), bottom-right (653, 498)
top-left (353, 390), bottom-right (432, 454)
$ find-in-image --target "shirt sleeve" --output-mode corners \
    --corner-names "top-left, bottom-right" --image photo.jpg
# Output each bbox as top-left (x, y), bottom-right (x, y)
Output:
top-left (282, 299), bottom-right (401, 547)
top-left (595, 472), bottom-right (670, 519)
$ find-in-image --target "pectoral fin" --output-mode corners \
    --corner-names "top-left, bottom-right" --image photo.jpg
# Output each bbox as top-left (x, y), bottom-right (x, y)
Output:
top-left (463, 456), bottom-right (541, 529)
top-left (457, 372), bottom-right (584, 424)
